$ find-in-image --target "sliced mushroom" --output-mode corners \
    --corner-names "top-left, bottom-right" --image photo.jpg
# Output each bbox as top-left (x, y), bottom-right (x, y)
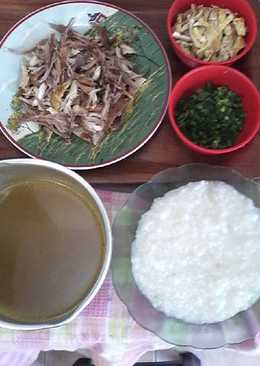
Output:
top-left (172, 5), bottom-right (247, 62)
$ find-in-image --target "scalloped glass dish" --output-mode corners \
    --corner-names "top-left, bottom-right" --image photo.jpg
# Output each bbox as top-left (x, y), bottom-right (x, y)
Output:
top-left (112, 164), bottom-right (260, 349)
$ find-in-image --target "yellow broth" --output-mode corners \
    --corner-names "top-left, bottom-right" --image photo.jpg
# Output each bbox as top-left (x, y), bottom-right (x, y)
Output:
top-left (0, 179), bottom-right (104, 323)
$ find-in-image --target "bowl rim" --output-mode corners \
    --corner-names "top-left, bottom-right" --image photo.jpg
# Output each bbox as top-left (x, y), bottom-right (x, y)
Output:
top-left (168, 65), bottom-right (260, 155)
top-left (166, 0), bottom-right (258, 66)
top-left (0, 0), bottom-right (172, 170)
top-left (0, 158), bottom-right (112, 330)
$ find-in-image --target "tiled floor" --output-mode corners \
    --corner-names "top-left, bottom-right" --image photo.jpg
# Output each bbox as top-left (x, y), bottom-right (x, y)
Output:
top-left (33, 350), bottom-right (92, 366)
top-left (156, 349), bottom-right (182, 362)
top-left (32, 348), bottom-right (181, 365)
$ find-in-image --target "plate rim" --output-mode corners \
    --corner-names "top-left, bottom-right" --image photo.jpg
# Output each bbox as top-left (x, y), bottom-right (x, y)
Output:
top-left (0, 0), bottom-right (172, 170)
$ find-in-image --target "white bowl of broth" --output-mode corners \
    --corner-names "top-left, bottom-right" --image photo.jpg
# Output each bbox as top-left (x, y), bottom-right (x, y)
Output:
top-left (0, 159), bottom-right (112, 330)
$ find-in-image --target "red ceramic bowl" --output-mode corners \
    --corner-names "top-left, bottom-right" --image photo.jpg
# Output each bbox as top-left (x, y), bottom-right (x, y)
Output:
top-left (168, 65), bottom-right (260, 155)
top-left (167, 0), bottom-right (257, 67)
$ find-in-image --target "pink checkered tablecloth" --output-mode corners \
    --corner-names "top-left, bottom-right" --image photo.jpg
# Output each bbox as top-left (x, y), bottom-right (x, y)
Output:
top-left (0, 190), bottom-right (259, 366)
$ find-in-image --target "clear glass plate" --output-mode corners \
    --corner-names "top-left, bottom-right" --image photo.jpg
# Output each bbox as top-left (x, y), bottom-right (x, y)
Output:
top-left (112, 164), bottom-right (260, 349)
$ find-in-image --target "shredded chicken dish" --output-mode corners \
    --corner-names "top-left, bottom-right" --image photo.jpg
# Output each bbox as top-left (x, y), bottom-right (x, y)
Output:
top-left (173, 4), bottom-right (247, 62)
top-left (8, 20), bottom-right (146, 145)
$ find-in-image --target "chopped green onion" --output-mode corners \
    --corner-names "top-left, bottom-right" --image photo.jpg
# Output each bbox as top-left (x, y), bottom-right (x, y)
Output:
top-left (175, 82), bottom-right (245, 149)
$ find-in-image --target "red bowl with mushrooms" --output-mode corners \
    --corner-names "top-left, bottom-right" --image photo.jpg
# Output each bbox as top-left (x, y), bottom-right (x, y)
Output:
top-left (167, 0), bottom-right (257, 67)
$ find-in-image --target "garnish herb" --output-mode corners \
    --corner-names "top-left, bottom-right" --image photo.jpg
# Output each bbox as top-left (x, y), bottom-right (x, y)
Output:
top-left (175, 82), bottom-right (245, 149)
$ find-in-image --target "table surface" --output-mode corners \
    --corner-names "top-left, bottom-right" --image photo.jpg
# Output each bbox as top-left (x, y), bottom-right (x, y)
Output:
top-left (0, 0), bottom-right (260, 184)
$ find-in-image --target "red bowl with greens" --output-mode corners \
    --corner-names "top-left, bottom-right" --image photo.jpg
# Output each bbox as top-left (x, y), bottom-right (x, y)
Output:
top-left (168, 65), bottom-right (260, 155)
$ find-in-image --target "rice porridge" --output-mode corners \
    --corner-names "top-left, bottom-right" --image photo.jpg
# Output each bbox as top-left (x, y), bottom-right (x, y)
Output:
top-left (131, 181), bottom-right (260, 324)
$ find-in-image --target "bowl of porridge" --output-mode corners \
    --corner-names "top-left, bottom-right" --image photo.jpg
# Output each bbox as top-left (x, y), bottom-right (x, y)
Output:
top-left (112, 164), bottom-right (260, 348)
